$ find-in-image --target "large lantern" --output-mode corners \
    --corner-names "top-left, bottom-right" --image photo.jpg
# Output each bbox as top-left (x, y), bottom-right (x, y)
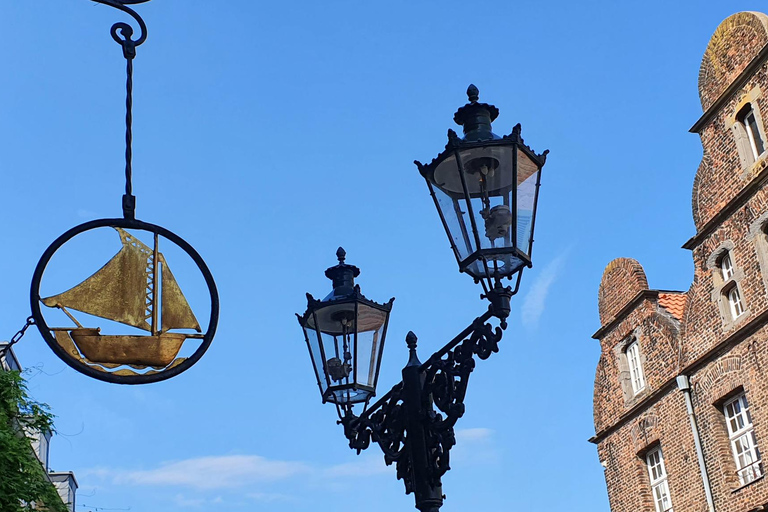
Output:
top-left (297, 248), bottom-right (394, 414)
top-left (415, 85), bottom-right (547, 293)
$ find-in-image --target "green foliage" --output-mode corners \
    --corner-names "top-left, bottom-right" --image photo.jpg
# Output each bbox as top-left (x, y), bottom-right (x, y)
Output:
top-left (0, 370), bottom-right (69, 512)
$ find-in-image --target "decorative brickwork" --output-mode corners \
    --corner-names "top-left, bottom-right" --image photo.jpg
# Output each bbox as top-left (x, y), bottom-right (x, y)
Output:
top-left (593, 12), bottom-right (768, 512)
top-left (598, 258), bottom-right (649, 325)
top-left (698, 12), bottom-right (768, 112)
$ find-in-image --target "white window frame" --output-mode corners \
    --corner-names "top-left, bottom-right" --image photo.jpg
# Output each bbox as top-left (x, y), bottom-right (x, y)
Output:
top-left (646, 447), bottom-right (673, 512)
top-left (727, 286), bottom-right (745, 319)
top-left (626, 340), bottom-right (645, 394)
top-left (724, 393), bottom-right (763, 485)
top-left (720, 252), bottom-right (735, 281)
top-left (741, 105), bottom-right (766, 161)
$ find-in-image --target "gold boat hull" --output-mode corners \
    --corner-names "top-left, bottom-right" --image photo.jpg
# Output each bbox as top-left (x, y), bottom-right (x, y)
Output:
top-left (68, 328), bottom-right (187, 367)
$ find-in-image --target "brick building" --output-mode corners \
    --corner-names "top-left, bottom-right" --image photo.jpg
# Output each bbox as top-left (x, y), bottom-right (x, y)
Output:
top-left (591, 12), bottom-right (768, 512)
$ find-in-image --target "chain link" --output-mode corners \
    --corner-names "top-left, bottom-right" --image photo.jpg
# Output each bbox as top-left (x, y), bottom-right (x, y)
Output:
top-left (1, 316), bottom-right (36, 359)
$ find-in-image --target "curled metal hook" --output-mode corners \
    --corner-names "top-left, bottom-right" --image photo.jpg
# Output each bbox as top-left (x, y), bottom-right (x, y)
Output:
top-left (91, 0), bottom-right (149, 57)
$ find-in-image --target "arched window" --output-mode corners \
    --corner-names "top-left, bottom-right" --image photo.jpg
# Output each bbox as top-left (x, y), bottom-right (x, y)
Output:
top-left (733, 102), bottom-right (767, 169)
top-left (720, 251), bottom-right (735, 281)
top-left (717, 251), bottom-right (745, 321)
top-left (626, 339), bottom-right (646, 394)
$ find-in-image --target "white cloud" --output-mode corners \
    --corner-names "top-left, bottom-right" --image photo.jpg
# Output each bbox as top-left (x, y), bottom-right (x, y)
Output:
top-left (455, 427), bottom-right (493, 442)
top-left (113, 455), bottom-right (310, 490)
top-left (247, 492), bottom-right (296, 502)
top-left (321, 453), bottom-right (390, 478)
top-left (452, 427), bottom-right (499, 466)
top-left (521, 251), bottom-right (569, 329)
top-left (173, 494), bottom-right (206, 508)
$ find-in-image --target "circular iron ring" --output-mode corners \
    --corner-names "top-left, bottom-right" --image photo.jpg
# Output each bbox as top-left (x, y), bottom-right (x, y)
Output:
top-left (30, 218), bottom-right (219, 384)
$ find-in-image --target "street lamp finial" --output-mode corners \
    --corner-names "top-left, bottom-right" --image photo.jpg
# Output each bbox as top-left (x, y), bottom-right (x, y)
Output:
top-left (467, 84), bottom-right (479, 103)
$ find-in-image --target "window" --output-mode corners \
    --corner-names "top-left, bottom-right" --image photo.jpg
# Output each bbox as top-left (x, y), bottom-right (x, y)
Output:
top-left (724, 393), bottom-right (763, 485)
top-left (738, 104), bottom-right (766, 161)
top-left (646, 447), bottom-right (673, 512)
top-left (721, 252), bottom-right (734, 281)
top-left (727, 286), bottom-right (745, 319)
top-left (626, 339), bottom-right (645, 394)
top-left (717, 251), bottom-right (745, 321)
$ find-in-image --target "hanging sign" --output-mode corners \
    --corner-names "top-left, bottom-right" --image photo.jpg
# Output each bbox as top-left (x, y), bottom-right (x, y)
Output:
top-left (28, 0), bottom-right (218, 384)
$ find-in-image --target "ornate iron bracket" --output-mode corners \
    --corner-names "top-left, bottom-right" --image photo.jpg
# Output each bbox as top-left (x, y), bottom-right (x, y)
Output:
top-left (338, 290), bottom-right (509, 512)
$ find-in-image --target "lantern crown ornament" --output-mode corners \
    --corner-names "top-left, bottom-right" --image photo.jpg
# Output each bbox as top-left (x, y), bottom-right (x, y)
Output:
top-left (415, 85), bottom-right (548, 295)
top-left (297, 249), bottom-right (393, 418)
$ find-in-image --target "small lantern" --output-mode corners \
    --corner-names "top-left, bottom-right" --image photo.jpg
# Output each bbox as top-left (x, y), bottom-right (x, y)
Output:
top-left (415, 85), bottom-right (548, 292)
top-left (297, 248), bottom-right (394, 412)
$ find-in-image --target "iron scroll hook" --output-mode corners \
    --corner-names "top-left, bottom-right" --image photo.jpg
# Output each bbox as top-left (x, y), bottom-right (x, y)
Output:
top-left (92, 0), bottom-right (149, 51)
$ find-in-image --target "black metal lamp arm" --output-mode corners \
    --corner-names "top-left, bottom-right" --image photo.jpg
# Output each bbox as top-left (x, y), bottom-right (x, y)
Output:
top-left (337, 296), bottom-right (508, 509)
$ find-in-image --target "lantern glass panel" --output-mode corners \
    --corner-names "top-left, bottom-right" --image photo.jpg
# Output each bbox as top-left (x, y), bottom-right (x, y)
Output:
top-left (431, 164), bottom-right (474, 262)
top-left (516, 148), bottom-right (541, 258)
top-left (305, 300), bottom-right (386, 405)
top-left (318, 330), bottom-right (352, 383)
top-left (354, 304), bottom-right (388, 388)
top-left (302, 322), bottom-right (329, 395)
top-left (429, 143), bottom-right (537, 280)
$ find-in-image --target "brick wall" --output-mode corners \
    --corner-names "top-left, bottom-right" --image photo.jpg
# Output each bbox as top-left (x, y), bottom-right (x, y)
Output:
top-left (592, 12), bottom-right (768, 512)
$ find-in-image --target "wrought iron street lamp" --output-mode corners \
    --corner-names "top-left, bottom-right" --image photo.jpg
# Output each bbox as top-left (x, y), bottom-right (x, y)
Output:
top-left (298, 86), bottom-right (547, 512)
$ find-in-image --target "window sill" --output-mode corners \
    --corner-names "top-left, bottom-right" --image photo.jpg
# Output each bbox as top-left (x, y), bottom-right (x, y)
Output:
top-left (731, 474), bottom-right (764, 493)
top-left (744, 154), bottom-right (768, 179)
top-left (723, 308), bottom-right (751, 332)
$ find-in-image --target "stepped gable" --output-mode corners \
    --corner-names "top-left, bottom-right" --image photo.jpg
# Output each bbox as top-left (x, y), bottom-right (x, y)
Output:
top-left (598, 258), bottom-right (648, 326)
top-left (698, 12), bottom-right (768, 112)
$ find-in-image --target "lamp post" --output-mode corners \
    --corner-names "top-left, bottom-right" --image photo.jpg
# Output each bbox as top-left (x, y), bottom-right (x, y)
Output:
top-left (297, 85), bottom-right (547, 512)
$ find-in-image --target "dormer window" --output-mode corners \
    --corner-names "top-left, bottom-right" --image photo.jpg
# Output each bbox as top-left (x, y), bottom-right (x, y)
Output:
top-left (739, 104), bottom-right (766, 161)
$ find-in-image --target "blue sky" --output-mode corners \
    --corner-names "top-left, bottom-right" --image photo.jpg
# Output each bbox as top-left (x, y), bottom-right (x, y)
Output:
top-left (0, 1), bottom-right (762, 511)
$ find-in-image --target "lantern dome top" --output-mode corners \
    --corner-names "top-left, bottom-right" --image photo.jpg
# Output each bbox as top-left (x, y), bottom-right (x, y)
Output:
top-left (324, 247), bottom-right (361, 300)
top-left (453, 84), bottom-right (500, 142)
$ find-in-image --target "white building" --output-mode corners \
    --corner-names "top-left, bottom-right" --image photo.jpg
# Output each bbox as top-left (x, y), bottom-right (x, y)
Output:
top-left (0, 342), bottom-right (78, 512)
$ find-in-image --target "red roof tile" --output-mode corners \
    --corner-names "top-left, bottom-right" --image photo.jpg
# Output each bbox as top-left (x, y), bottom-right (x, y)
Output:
top-left (658, 293), bottom-right (687, 321)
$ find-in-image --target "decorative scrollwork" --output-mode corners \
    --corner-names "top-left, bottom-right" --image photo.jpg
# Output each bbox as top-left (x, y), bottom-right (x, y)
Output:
top-left (340, 383), bottom-right (413, 490)
top-left (338, 314), bottom-right (506, 502)
top-left (92, 0), bottom-right (149, 56)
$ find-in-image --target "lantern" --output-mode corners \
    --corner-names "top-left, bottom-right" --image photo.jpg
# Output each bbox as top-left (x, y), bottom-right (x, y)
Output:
top-left (297, 248), bottom-right (393, 412)
top-left (415, 85), bottom-right (547, 292)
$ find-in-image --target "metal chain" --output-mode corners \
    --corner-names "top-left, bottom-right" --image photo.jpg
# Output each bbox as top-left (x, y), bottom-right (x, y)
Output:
top-left (0, 316), bottom-right (35, 360)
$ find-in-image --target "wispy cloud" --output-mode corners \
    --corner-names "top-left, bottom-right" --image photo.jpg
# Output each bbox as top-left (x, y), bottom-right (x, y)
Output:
top-left (113, 455), bottom-right (310, 490)
top-left (455, 427), bottom-right (493, 442)
top-left (87, 430), bottom-right (500, 498)
top-left (247, 492), bottom-right (296, 503)
top-left (521, 250), bottom-right (570, 329)
top-left (322, 453), bottom-right (390, 478)
top-left (452, 427), bottom-right (499, 466)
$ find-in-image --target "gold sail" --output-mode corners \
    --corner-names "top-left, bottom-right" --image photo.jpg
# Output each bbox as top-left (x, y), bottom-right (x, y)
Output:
top-left (159, 254), bottom-right (201, 333)
top-left (42, 228), bottom-right (153, 331)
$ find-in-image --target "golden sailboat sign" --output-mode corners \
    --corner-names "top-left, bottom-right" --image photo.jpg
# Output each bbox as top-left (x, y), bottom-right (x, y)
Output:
top-left (31, 219), bottom-right (218, 384)
top-left (42, 227), bottom-right (201, 368)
